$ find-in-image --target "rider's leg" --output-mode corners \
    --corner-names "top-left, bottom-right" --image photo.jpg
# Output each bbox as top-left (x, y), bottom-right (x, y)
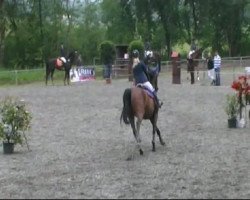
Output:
top-left (152, 90), bottom-right (163, 108)
top-left (143, 82), bottom-right (163, 108)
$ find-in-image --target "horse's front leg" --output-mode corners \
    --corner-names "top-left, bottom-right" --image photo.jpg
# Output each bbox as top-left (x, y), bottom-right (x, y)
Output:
top-left (64, 71), bottom-right (67, 86)
top-left (64, 70), bottom-right (70, 85)
top-left (150, 118), bottom-right (157, 152)
top-left (197, 67), bottom-right (200, 81)
top-left (45, 73), bottom-right (49, 86)
top-left (150, 113), bottom-right (165, 151)
top-left (152, 126), bottom-right (156, 152)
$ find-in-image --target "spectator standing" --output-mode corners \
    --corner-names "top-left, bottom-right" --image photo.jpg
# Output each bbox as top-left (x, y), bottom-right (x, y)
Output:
top-left (207, 53), bottom-right (215, 85)
top-left (213, 51), bottom-right (221, 86)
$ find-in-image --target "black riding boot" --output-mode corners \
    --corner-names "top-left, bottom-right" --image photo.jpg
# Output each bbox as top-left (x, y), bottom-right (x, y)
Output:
top-left (153, 91), bottom-right (163, 109)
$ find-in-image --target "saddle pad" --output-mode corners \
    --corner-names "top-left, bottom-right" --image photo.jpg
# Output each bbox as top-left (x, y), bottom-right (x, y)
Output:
top-left (136, 84), bottom-right (154, 99)
top-left (55, 58), bottom-right (63, 70)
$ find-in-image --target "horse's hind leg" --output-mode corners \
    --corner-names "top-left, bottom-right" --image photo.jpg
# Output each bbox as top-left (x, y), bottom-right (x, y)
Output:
top-left (45, 68), bottom-right (50, 86)
top-left (131, 117), bottom-right (143, 155)
top-left (136, 119), bottom-right (142, 143)
top-left (51, 69), bottom-right (55, 85)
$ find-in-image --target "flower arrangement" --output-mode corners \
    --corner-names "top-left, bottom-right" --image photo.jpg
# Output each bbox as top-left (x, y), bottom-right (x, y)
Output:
top-left (0, 96), bottom-right (32, 152)
top-left (231, 75), bottom-right (250, 118)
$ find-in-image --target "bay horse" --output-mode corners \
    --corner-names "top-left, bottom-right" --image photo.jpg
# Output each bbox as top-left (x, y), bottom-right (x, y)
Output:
top-left (187, 48), bottom-right (203, 84)
top-left (120, 55), bottom-right (165, 157)
top-left (45, 50), bottom-right (78, 86)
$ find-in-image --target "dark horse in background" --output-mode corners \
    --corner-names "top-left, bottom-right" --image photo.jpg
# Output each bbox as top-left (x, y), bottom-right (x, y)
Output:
top-left (120, 53), bottom-right (165, 158)
top-left (45, 50), bottom-right (78, 86)
top-left (145, 51), bottom-right (161, 92)
top-left (187, 48), bottom-right (203, 84)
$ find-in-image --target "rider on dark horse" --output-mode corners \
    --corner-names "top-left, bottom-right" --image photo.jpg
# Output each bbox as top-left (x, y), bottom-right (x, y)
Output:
top-left (132, 49), bottom-right (163, 109)
top-left (54, 42), bottom-right (67, 70)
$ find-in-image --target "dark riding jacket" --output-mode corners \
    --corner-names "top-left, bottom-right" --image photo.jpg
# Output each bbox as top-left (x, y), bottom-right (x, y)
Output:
top-left (133, 62), bottom-right (149, 85)
top-left (207, 58), bottom-right (214, 70)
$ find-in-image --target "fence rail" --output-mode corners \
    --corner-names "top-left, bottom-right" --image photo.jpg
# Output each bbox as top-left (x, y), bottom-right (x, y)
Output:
top-left (1, 56), bottom-right (250, 86)
top-left (111, 56), bottom-right (250, 85)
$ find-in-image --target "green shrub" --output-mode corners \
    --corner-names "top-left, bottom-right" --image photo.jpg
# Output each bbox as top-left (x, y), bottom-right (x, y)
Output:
top-left (225, 94), bottom-right (240, 119)
top-left (98, 40), bottom-right (116, 64)
top-left (0, 96), bottom-right (32, 145)
top-left (128, 40), bottom-right (144, 59)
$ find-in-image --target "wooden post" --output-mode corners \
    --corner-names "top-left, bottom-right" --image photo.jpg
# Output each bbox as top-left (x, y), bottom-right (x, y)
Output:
top-left (171, 52), bottom-right (181, 84)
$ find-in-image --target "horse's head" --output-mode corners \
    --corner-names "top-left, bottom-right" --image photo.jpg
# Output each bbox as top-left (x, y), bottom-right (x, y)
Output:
top-left (190, 48), bottom-right (203, 59)
top-left (144, 51), bottom-right (161, 67)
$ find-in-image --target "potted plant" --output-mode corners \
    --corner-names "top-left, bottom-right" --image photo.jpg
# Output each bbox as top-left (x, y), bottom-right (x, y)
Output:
top-left (231, 75), bottom-right (250, 127)
top-left (0, 96), bottom-right (32, 154)
top-left (225, 94), bottom-right (240, 128)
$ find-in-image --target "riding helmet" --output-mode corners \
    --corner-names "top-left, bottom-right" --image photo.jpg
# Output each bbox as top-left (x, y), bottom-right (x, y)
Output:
top-left (132, 49), bottom-right (139, 58)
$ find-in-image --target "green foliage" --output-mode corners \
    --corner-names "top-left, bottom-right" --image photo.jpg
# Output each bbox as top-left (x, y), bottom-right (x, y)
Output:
top-left (128, 40), bottom-right (144, 59)
top-left (0, 69), bottom-right (46, 86)
top-left (0, 96), bottom-right (32, 145)
top-left (98, 40), bottom-right (116, 64)
top-left (225, 94), bottom-right (240, 119)
top-left (1, 0), bottom-right (250, 71)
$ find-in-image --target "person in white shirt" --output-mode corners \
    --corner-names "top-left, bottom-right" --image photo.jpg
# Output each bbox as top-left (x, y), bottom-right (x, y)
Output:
top-left (213, 51), bottom-right (221, 86)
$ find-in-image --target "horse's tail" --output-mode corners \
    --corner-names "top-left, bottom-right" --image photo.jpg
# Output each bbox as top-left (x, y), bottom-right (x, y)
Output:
top-left (120, 88), bottom-right (132, 125)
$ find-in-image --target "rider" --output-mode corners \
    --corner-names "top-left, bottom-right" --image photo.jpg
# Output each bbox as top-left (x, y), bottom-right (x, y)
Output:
top-left (59, 43), bottom-right (67, 65)
top-left (188, 38), bottom-right (197, 59)
top-left (132, 49), bottom-right (163, 109)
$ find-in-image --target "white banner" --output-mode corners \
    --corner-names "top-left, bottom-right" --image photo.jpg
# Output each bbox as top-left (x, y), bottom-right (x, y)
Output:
top-left (70, 66), bottom-right (95, 82)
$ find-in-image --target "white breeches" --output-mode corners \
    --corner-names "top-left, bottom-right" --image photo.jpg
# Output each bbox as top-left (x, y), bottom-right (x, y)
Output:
top-left (139, 81), bottom-right (155, 93)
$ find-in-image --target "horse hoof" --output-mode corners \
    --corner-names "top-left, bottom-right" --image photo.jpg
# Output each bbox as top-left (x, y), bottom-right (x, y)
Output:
top-left (139, 149), bottom-right (143, 155)
top-left (160, 141), bottom-right (166, 146)
top-left (126, 155), bottom-right (133, 161)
